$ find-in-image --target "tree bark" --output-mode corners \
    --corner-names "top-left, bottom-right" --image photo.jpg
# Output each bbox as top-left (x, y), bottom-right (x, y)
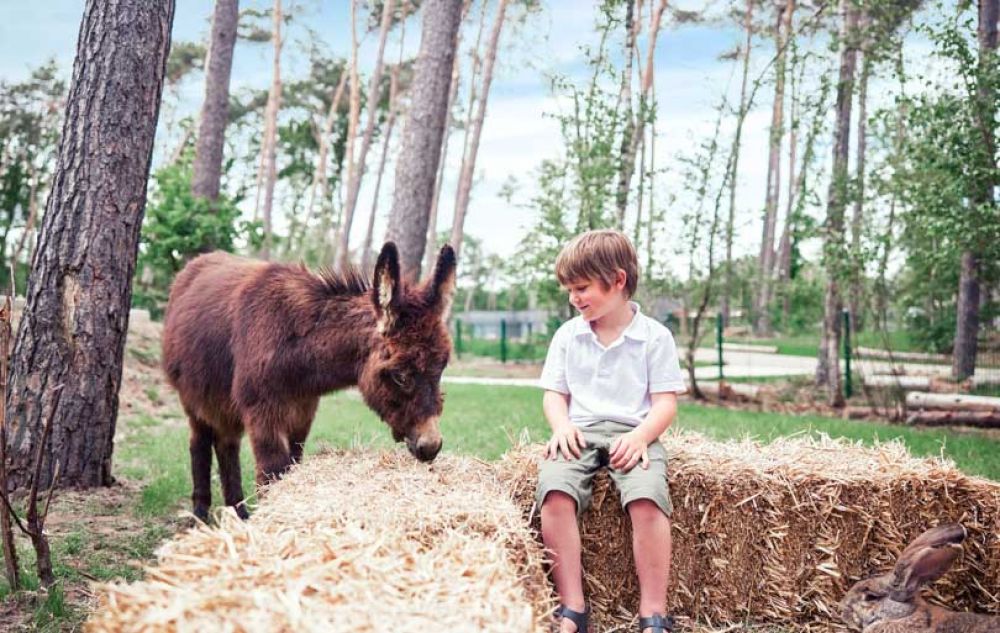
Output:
top-left (259, 0), bottom-right (283, 260)
top-left (191, 0), bottom-right (239, 208)
top-left (614, 0), bottom-right (639, 228)
top-left (754, 0), bottom-right (794, 336)
top-left (954, 0), bottom-right (998, 380)
top-left (723, 0), bottom-right (754, 328)
top-left (815, 0), bottom-right (858, 407)
top-left (449, 0), bottom-right (510, 266)
top-left (386, 0), bottom-right (463, 281)
top-left (5, 0), bottom-right (175, 491)
top-left (336, 0), bottom-right (396, 271)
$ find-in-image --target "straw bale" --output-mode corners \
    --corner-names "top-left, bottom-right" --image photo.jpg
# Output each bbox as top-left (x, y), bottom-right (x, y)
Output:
top-left (499, 431), bottom-right (1000, 631)
top-left (87, 450), bottom-right (553, 633)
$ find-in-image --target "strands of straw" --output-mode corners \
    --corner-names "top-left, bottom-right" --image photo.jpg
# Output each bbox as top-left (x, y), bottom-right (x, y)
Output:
top-left (499, 431), bottom-right (1000, 632)
top-left (88, 450), bottom-right (553, 633)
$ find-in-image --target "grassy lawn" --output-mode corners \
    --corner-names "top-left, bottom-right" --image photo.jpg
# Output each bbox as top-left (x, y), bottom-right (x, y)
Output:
top-left (5, 382), bottom-right (1000, 629)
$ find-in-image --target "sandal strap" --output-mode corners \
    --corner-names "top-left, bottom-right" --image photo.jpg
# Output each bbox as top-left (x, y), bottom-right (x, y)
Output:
top-left (556, 604), bottom-right (589, 632)
top-left (638, 614), bottom-right (674, 632)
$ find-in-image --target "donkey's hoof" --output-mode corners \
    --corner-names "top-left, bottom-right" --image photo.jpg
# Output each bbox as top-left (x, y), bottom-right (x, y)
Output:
top-left (235, 504), bottom-right (250, 521)
top-left (193, 506), bottom-right (211, 524)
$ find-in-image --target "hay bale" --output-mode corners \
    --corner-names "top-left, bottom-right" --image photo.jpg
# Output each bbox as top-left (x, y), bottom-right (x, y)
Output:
top-left (499, 432), bottom-right (1000, 631)
top-left (87, 450), bottom-right (553, 633)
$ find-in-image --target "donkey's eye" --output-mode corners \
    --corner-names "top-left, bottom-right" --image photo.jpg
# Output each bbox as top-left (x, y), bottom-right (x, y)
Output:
top-left (390, 371), bottom-right (411, 388)
top-left (863, 592), bottom-right (880, 602)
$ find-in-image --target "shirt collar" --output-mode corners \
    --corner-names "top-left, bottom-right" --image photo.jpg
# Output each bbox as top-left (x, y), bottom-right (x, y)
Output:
top-left (573, 301), bottom-right (648, 341)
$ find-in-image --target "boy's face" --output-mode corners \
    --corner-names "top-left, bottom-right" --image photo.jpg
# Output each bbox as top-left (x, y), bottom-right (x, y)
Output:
top-left (564, 270), bottom-right (628, 323)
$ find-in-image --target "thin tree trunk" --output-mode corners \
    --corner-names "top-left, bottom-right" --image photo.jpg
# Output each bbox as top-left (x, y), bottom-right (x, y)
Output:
top-left (754, 0), bottom-right (794, 336)
top-left (13, 166), bottom-right (39, 271)
top-left (617, 0), bottom-right (669, 230)
top-left (724, 0), bottom-right (754, 328)
top-left (875, 45), bottom-right (906, 330)
top-left (386, 0), bottom-right (464, 280)
top-left (777, 45), bottom-right (798, 327)
top-left (5, 0), bottom-right (175, 491)
top-left (450, 0), bottom-right (487, 241)
top-left (336, 0), bottom-right (396, 271)
top-left (450, 0), bottom-right (510, 266)
top-left (424, 0), bottom-right (471, 275)
top-left (815, 0), bottom-right (858, 407)
top-left (191, 0), bottom-right (239, 211)
top-left (329, 0), bottom-right (362, 267)
top-left (614, 0), bottom-right (639, 228)
top-left (954, 0), bottom-right (997, 380)
top-left (849, 12), bottom-right (871, 334)
top-left (301, 71), bottom-right (347, 246)
top-left (259, 0), bottom-right (283, 260)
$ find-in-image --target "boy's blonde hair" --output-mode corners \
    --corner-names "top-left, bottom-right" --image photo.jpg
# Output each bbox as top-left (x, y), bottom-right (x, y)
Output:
top-left (555, 229), bottom-right (639, 298)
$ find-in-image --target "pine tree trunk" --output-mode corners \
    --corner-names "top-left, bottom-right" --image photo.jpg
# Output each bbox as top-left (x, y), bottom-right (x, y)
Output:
top-left (4, 0), bottom-right (175, 491)
top-left (954, 0), bottom-right (997, 380)
top-left (386, 0), bottom-right (464, 280)
top-left (754, 0), bottom-right (794, 336)
top-left (336, 0), bottom-right (396, 271)
top-left (191, 0), bottom-right (239, 210)
top-left (259, 0), bottom-right (283, 260)
top-left (815, 0), bottom-right (858, 407)
top-left (449, 0), bottom-right (510, 266)
top-left (424, 0), bottom-right (470, 276)
top-left (724, 0), bottom-right (753, 328)
top-left (778, 49), bottom-right (798, 326)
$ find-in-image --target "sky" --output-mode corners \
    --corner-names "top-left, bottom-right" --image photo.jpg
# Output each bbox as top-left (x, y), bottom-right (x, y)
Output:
top-left (0, 0), bottom-right (943, 277)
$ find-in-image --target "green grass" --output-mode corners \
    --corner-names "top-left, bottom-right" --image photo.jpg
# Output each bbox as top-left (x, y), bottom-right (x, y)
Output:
top-left (726, 329), bottom-right (921, 358)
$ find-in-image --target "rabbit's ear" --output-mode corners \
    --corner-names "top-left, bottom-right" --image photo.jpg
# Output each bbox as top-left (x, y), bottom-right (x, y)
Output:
top-left (889, 524), bottom-right (966, 601)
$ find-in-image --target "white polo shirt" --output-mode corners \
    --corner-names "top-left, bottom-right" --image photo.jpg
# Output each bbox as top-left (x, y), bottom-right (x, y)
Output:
top-left (539, 302), bottom-right (686, 428)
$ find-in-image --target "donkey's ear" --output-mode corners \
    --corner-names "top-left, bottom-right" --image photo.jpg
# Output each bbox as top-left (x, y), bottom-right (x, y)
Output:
top-left (372, 242), bottom-right (402, 333)
top-left (423, 244), bottom-right (457, 317)
top-left (889, 524), bottom-right (966, 601)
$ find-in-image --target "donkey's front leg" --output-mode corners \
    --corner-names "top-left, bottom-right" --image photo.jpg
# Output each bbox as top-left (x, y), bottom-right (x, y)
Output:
top-left (245, 414), bottom-right (294, 486)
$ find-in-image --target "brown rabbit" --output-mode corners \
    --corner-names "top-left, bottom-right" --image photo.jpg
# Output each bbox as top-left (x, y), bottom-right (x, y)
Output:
top-left (840, 524), bottom-right (1000, 632)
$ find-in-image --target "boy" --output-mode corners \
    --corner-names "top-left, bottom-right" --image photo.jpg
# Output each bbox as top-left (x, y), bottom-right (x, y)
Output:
top-left (537, 230), bottom-right (685, 633)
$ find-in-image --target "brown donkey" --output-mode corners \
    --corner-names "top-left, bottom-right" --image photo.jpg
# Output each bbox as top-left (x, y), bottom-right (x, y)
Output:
top-left (161, 242), bottom-right (456, 521)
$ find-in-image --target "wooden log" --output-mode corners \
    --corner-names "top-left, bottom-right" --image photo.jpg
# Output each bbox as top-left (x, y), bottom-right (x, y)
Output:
top-left (905, 410), bottom-right (1000, 428)
top-left (855, 346), bottom-right (949, 363)
top-left (864, 375), bottom-right (930, 390)
top-left (906, 391), bottom-right (1000, 412)
top-left (722, 342), bottom-right (779, 354)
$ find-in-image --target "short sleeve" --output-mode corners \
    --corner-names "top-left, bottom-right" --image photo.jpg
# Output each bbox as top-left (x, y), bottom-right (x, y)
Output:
top-left (647, 329), bottom-right (687, 393)
top-left (539, 323), bottom-right (570, 394)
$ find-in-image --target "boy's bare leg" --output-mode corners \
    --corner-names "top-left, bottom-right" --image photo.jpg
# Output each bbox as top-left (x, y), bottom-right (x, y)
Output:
top-left (541, 492), bottom-right (586, 632)
top-left (629, 499), bottom-right (672, 630)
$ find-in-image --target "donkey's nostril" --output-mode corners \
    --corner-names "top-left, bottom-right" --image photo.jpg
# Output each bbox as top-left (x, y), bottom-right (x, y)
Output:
top-left (415, 438), bottom-right (442, 462)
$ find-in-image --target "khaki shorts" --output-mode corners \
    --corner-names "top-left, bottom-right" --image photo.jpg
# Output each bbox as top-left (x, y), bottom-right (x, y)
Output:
top-left (535, 420), bottom-right (673, 518)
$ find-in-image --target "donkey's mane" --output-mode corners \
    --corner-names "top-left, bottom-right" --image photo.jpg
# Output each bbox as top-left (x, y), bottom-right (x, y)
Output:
top-left (313, 264), bottom-right (371, 297)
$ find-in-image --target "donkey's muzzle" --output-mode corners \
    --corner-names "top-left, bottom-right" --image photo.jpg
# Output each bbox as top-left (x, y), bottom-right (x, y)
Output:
top-left (406, 417), bottom-right (442, 462)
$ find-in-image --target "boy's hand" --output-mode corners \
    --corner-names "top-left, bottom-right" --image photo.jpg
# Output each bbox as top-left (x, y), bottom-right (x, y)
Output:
top-left (545, 424), bottom-right (586, 460)
top-left (609, 430), bottom-right (649, 472)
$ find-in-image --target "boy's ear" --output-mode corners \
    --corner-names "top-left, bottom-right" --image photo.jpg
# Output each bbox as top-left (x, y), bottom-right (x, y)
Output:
top-left (615, 269), bottom-right (628, 290)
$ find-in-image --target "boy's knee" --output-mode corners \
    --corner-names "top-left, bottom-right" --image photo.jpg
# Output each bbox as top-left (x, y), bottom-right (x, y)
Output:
top-left (541, 490), bottom-right (579, 515)
top-left (627, 498), bottom-right (670, 522)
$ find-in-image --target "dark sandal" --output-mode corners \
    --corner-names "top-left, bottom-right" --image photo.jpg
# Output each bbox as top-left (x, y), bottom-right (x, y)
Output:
top-left (638, 614), bottom-right (674, 632)
top-left (554, 604), bottom-right (589, 632)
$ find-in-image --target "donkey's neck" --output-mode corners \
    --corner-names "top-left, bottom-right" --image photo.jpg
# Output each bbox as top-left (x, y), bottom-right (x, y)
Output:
top-left (296, 294), bottom-right (378, 395)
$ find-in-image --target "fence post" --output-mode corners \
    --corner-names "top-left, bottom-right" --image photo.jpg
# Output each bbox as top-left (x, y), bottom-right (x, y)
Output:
top-left (842, 308), bottom-right (853, 399)
top-left (500, 319), bottom-right (508, 364)
top-left (716, 312), bottom-right (724, 380)
top-left (455, 319), bottom-right (463, 359)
